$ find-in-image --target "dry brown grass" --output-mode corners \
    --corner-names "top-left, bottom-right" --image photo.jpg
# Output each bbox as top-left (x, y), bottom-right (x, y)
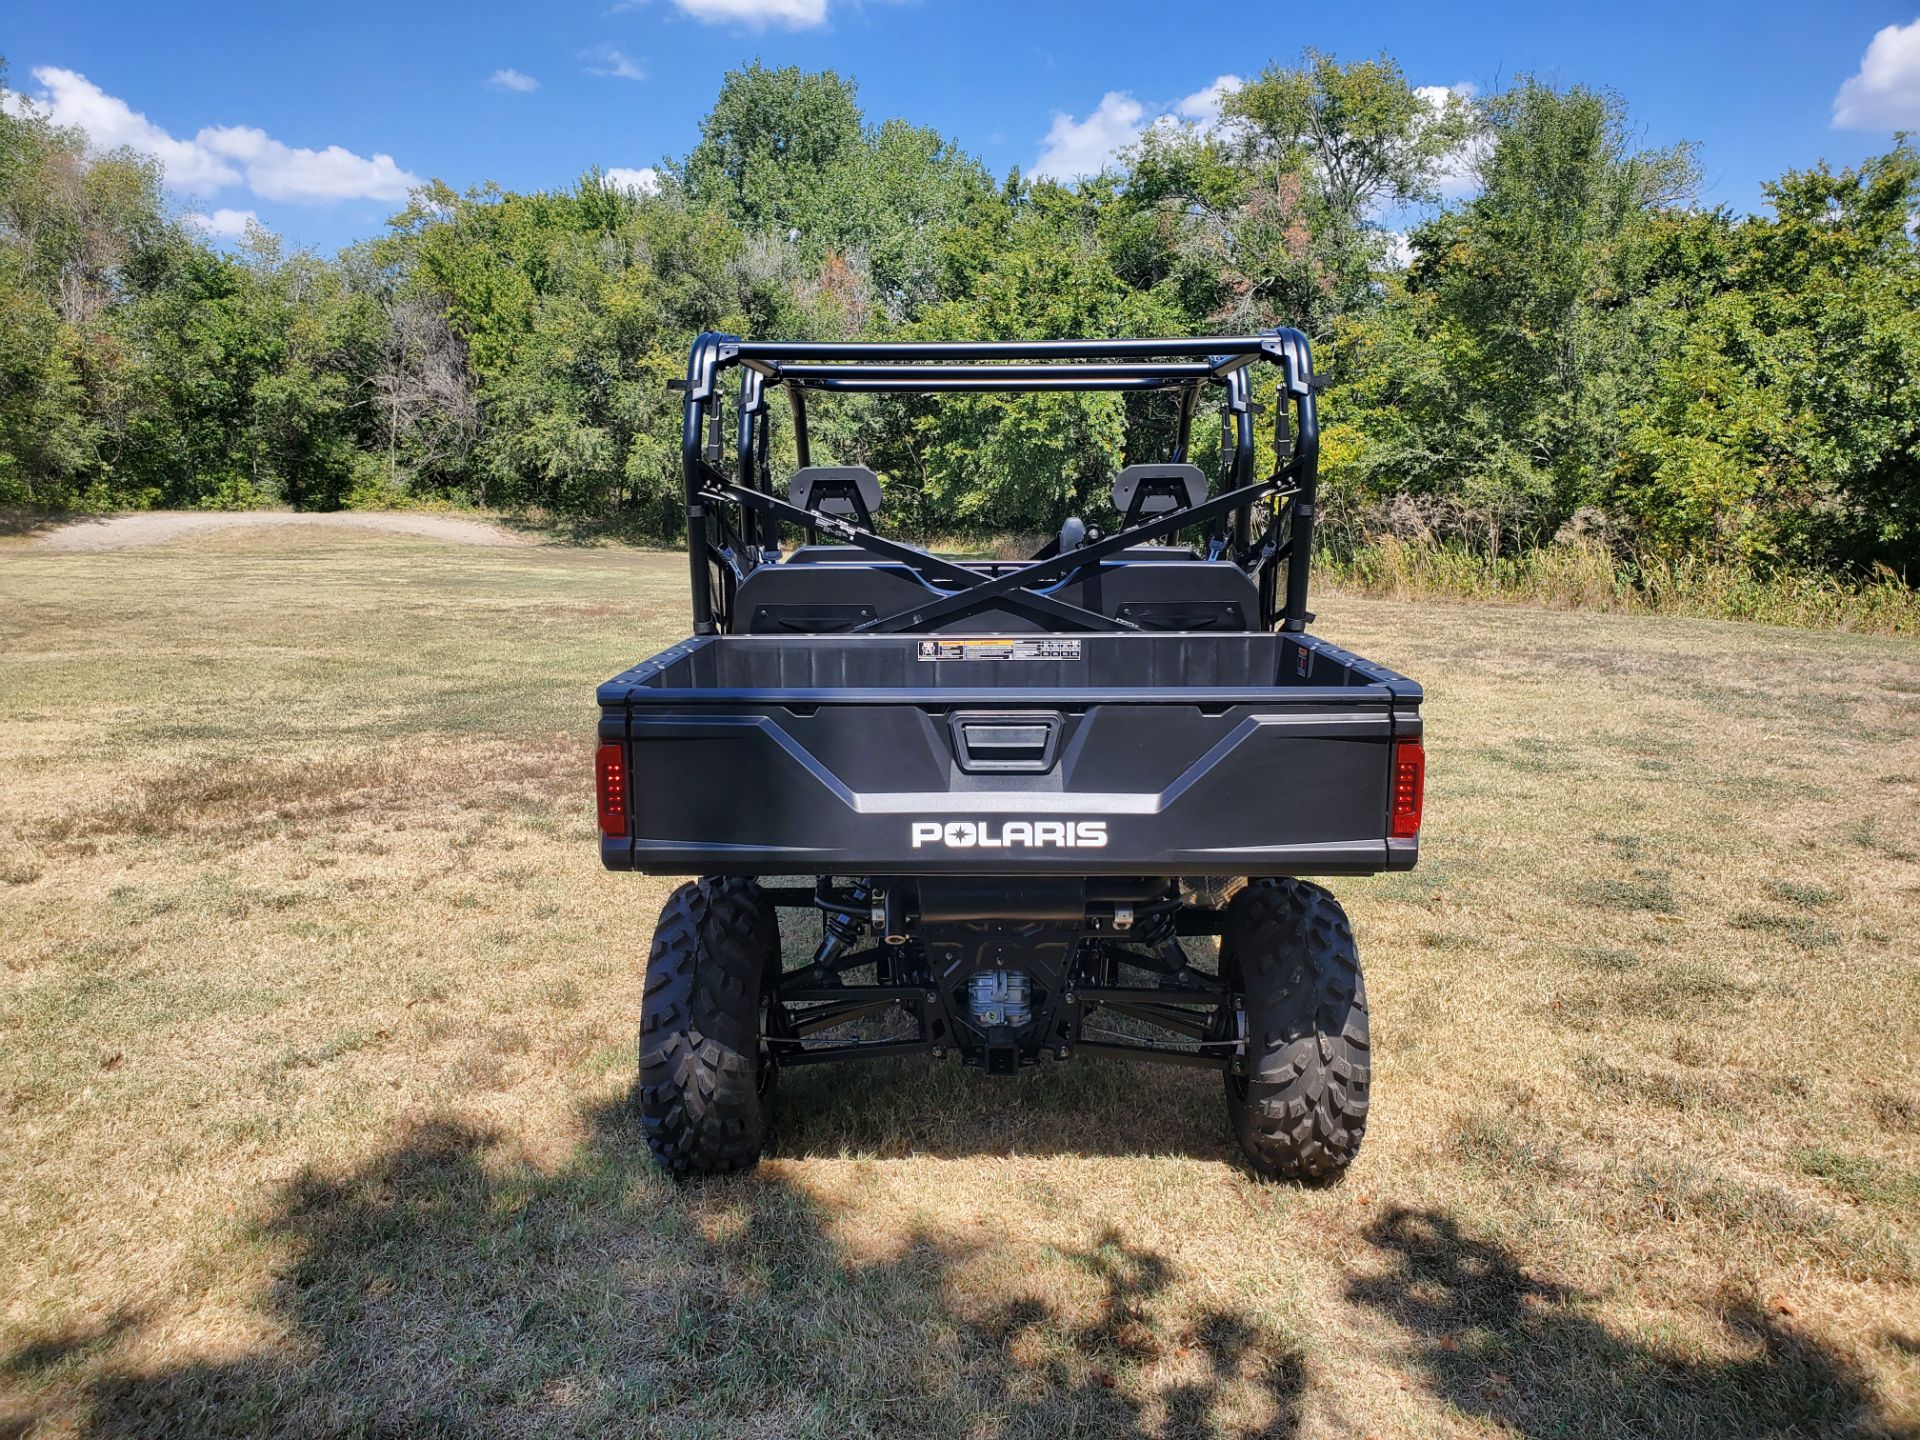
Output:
top-left (1, 527), bottom-right (1917, 1438)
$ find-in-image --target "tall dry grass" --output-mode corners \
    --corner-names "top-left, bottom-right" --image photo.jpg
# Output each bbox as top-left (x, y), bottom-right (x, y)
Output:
top-left (1326, 536), bottom-right (1920, 636)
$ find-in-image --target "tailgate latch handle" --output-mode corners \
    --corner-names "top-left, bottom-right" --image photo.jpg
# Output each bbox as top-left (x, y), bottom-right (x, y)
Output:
top-left (948, 711), bottom-right (1064, 774)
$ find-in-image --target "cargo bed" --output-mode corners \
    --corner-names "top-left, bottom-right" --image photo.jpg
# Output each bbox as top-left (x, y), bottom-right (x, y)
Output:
top-left (597, 631), bottom-right (1422, 877)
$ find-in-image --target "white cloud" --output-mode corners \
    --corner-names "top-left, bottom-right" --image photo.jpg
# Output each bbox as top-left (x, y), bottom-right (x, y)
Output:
top-left (669, 0), bottom-right (829, 28)
top-left (586, 46), bottom-right (648, 81)
top-left (1383, 230), bottom-right (1414, 269)
top-left (603, 166), bottom-right (661, 194)
top-left (3, 66), bottom-right (239, 193)
top-left (198, 126), bottom-right (418, 202)
top-left (1031, 74), bottom-right (1242, 181)
top-left (1415, 83), bottom-right (1466, 110)
top-left (1416, 82), bottom-right (1483, 199)
top-left (1833, 17), bottom-right (1920, 129)
top-left (488, 68), bottom-right (540, 93)
top-left (1173, 74), bottom-right (1243, 132)
top-left (1032, 91), bottom-right (1146, 181)
top-left (1, 66), bottom-right (418, 204)
top-left (184, 208), bottom-right (260, 239)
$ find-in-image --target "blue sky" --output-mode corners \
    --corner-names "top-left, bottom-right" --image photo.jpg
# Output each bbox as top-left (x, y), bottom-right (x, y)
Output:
top-left (5, 0), bottom-right (1920, 255)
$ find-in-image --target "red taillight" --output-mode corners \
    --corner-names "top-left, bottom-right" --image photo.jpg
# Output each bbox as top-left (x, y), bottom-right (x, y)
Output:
top-left (1389, 739), bottom-right (1424, 839)
top-left (596, 743), bottom-right (628, 836)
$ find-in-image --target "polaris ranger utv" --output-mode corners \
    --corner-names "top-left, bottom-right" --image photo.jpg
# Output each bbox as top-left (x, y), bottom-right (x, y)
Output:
top-left (596, 331), bottom-right (1424, 1181)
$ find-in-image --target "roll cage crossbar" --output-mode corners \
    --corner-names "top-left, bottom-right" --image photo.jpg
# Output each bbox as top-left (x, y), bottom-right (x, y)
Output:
top-left (677, 332), bottom-right (1322, 636)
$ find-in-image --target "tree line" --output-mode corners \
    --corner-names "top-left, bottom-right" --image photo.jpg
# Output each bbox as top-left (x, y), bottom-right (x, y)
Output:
top-left (3, 55), bottom-right (1917, 582)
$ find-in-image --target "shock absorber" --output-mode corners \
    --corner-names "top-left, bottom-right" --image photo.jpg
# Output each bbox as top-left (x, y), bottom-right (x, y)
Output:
top-left (1130, 897), bottom-right (1204, 983)
top-left (811, 881), bottom-right (870, 980)
top-left (1132, 903), bottom-right (1177, 950)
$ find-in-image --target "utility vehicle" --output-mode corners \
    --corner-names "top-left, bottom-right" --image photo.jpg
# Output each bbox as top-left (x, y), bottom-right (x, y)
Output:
top-left (596, 331), bottom-right (1424, 1181)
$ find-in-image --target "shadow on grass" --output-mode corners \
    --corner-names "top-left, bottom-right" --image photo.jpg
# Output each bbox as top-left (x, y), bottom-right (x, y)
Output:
top-left (1347, 1206), bottom-right (1913, 1439)
top-left (0, 507), bottom-right (67, 540)
top-left (768, 1054), bottom-right (1250, 1168)
top-left (486, 508), bottom-right (675, 548)
top-left (7, 1117), bottom-right (1908, 1438)
top-left (0, 1107), bottom-right (1302, 1438)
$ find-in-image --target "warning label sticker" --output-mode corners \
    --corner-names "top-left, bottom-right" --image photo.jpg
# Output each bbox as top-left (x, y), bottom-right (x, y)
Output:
top-left (915, 637), bottom-right (1084, 662)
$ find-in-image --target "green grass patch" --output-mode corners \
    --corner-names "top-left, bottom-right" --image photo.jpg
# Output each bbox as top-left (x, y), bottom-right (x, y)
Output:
top-left (1797, 1149), bottom-right (1920, 1209)
top-left (1579, 870), bottom-right (1680, 913)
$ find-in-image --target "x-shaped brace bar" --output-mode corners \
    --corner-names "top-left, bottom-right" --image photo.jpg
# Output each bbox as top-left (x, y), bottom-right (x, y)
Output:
top-left (702, 481), bottom-right (1135, 632)
top-left (850, 472), bottom-right (1301, 633)
top-left (707, 463), bottom-right (1302, 637)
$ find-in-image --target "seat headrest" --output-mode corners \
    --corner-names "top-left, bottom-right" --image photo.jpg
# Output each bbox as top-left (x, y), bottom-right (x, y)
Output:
top-left (790, 466), bottom-right (882, 522)
top-left (1111, 463), bottom-right (1207, 520)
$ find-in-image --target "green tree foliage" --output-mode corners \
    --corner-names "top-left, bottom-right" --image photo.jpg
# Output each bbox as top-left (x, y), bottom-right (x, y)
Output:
top-left (0, 70), bottom-right (386, 510)
top-left (375, 175), bottom-right (798, 522)
top-left (0, 53), bottom-right (1916, 583)
top-left (676, 63), bottom-right (865, 240)
top-left (1326, 80), bottom-right (1700, 551)
top-left (1613, 147), bottom-right (1920, 569)
top-left (0, 77), bottom-right (170, 506)
top-left (896, 178), bottom-right (1181, 529)
top-left (1224, 50), bottom-right (1475, 330)
top-left (1118, 52), bottom-right (1475, 336)
top-left (674, 63), bottom-right (999, 323)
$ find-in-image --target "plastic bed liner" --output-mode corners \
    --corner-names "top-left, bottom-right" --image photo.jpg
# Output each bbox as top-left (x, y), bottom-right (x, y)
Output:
top-left (598, 631), bottom-right (1421, 701)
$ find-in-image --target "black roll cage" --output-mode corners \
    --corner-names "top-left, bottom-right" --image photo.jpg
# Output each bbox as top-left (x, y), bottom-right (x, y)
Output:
top-left (677, 331), bottom-right (1322, 636)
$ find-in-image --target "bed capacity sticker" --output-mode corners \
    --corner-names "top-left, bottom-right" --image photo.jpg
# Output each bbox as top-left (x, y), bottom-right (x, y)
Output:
top-left (916, 637), bottom-right (1083, 662)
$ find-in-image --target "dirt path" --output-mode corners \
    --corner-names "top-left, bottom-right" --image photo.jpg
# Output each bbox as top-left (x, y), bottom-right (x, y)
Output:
top-left (27, 510), bottom-right (529, 552)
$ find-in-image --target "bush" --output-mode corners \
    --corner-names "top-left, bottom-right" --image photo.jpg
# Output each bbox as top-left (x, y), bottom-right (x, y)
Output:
top-left (1322, 536), bottom-right (1920, 635)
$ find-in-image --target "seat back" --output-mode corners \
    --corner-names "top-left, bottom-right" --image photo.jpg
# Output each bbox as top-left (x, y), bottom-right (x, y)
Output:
top-left (790, 466), bottom-right (882, 525)
top-left (1111, 463), bottom-right (1207, 524)
top-left (734, 552), bottom-right (1259, 633)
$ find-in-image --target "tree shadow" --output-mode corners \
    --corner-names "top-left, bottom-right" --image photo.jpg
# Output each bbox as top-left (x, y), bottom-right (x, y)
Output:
top-left (1, 1106), bottom-right (1305, 1438)
top-left (0, 507), bottom-right (65, 540)
top-left (761, 999), bottom-right (1379, 1185)
top-left (483, 509), bottom-right (667, 548)
top-left (767, 1054), bottom-right (1254, 1170)
top-left (1347, 1206), bottom-right (1915, 1440)
top-left (756, 921), bottom-right (1258, 1172)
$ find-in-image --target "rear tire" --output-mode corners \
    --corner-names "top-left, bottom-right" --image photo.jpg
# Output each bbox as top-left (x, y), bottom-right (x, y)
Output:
top-left (1182, 876), bottom-right (1247, 910)
top-left (635, 876), bottom-right (779, 1177)
top-left (1221, 879), bottom-right (1370, 1182)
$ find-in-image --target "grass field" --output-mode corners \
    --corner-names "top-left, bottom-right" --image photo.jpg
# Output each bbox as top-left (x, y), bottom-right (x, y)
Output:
top-left (1, 525), bottom-right (1917, 1439)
